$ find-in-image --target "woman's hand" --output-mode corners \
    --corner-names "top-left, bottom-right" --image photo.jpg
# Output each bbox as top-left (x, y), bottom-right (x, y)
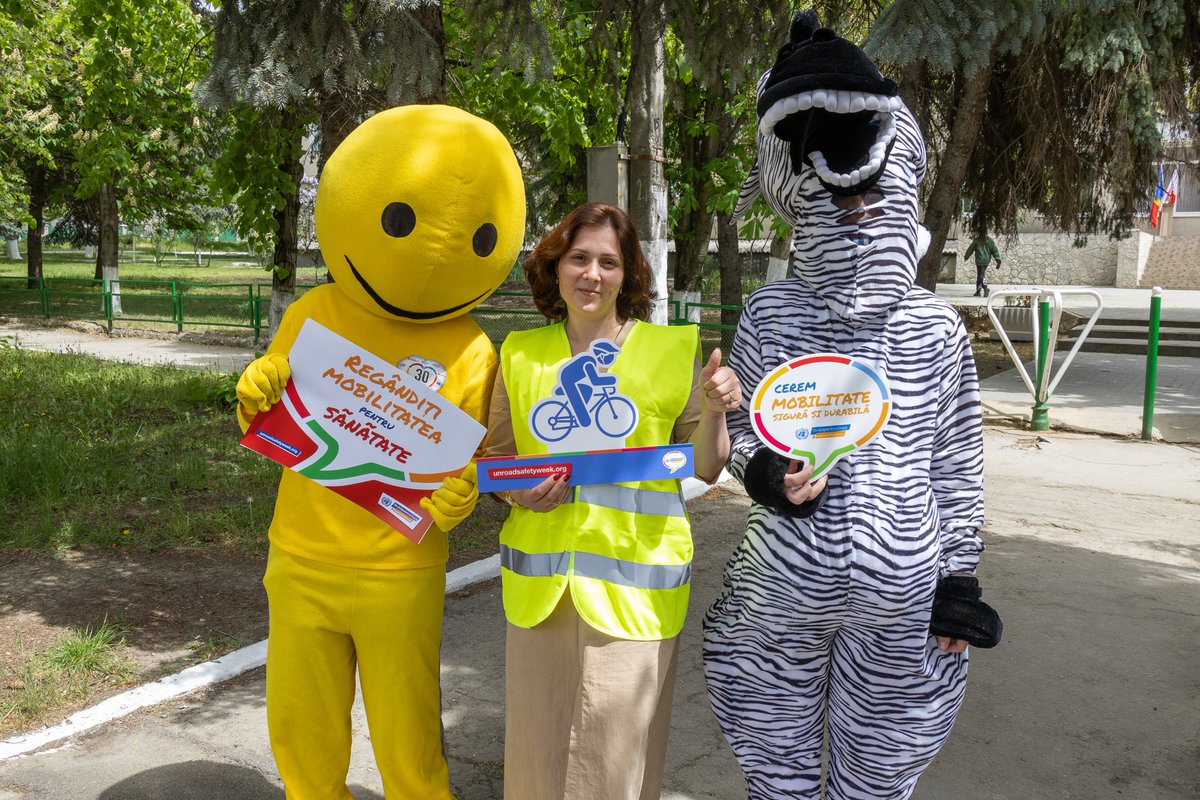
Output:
top-left (511, 474), bottom-right (571, 513)
top-left (936, 636), bottom-right (969, 653)
top-left (700, 348), bottom-right (742, 414)
top-left (783, 459), bottom-right (827, 505)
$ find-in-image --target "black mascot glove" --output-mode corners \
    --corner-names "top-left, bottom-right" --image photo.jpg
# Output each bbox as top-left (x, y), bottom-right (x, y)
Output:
top-left (930, 575), bottom-right (1003, 648)
top-left (743, 448), bottom-right (827, 518)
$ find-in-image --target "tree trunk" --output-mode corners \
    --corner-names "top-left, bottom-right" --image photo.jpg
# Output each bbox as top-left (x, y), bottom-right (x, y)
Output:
top-left (673, 92), bottom-right (715, 293)
top-left (25, 163), bottom-right (48, 289)
top-left (96, 182), bottom-right (120, 281)
top-left (412, 2), bottom-right (447, 104)
top-left (672, 92), bottom-right (717, 324)
top-left (717, 212), bottom-right (742, 335)
top-left (765, 232), bottom-right (791, 284)
top-left (627, 0), bottom-right (668, 324)
top-left (916, 58), bottom-right (995, 291)
top-left (268, 112), bottom-right (305, 339)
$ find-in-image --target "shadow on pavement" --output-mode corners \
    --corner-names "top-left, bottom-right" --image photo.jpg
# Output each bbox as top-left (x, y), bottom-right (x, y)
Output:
top-left (95, 760), bottom-right (385, 800)
top-left (96, 761), bottom-right (285, 800)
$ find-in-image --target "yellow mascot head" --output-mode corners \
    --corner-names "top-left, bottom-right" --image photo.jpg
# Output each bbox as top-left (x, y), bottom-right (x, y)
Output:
top-left (315, 105), bottom-right (525, 322)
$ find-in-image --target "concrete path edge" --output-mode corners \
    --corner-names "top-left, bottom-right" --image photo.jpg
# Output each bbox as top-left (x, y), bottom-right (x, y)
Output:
top-left (0, 473), bottom-right (728, 762)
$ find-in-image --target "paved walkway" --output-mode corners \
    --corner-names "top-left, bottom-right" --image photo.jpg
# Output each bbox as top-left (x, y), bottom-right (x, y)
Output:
top-left (941, 284), bottom-right (1200, 442)
top-left (2, 286), bottom-right (1200, 798)
top-left (2, 428), bottom-right (1199, 799)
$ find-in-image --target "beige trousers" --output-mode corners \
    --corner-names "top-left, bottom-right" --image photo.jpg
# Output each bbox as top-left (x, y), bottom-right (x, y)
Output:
top-left (503, 593), bottom-right (681, 800)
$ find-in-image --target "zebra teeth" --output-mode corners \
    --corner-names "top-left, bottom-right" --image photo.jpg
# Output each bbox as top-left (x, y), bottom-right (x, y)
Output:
top-left (759, 91), bottom-right (895, 136)
top-left (807, 107), bottom-right (898, 189)
top-left (759, 102), bottom-right (787, 136)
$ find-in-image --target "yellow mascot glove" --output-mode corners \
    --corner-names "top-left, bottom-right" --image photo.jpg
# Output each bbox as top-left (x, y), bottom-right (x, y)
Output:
top-left (420, 461), bottom-right (478, 533)
top-left (235, 353), bottom-right (291, 433)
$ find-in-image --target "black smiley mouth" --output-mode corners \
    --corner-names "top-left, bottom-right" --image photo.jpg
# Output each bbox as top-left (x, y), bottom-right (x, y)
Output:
top-left (346, 256), bottom-right (488, 320)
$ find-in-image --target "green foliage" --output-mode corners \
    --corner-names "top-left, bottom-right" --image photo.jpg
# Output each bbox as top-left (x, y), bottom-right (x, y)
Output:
top-left (71, 0), bottom-right (215, 226)
top-left (208, 106), bottom-right (307, 260)
top-left (0, 0), bottom-right (83, 226)
top-left (869, 0), bottom-right (1198, 241)
top-left (197, 1), bottom-right (444, 111)
top-left (868, 0), bottom-right (1050, 76)
top-left (446, 2), bottom-right (622, 232)
top-left (0, 348), bottom-right (280, 551)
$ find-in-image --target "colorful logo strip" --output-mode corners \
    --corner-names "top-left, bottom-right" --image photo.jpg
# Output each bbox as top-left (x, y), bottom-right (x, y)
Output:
top-left (750, 353), bottom-right (891, 479)
top-left (477, 444), bottom-right (694, 491)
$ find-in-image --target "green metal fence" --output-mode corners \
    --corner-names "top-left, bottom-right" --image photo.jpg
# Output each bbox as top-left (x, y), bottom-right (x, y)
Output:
top-left (0, 276), bottom-right (304, 344)
top-left (0, 277), bottom-right (744, 353)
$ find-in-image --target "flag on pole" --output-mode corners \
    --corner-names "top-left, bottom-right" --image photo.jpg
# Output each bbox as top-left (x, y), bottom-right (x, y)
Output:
top-left (1165, 167), bottom-right (1180, 206)
top-left (1150, 165), bottom-right (1166, 228)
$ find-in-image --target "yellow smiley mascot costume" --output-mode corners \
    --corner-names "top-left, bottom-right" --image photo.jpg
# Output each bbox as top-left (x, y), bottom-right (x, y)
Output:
top-left (234, 105), bottom-right (525, 799)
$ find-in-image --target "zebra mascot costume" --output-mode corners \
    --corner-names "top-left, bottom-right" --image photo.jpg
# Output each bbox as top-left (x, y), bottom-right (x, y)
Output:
top-left (702, 12), bottom-right (1001, 800)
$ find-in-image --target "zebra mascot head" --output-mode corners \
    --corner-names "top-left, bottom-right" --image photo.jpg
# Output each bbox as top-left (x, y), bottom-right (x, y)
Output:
top-left (735, 11), bottom-right (930, 324)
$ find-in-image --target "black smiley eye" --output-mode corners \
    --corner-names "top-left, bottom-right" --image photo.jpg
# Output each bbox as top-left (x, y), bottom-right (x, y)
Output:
top-left (473, 223), bottom-right (497, 257)
top-left (381, 202), bottom-right (416, 238)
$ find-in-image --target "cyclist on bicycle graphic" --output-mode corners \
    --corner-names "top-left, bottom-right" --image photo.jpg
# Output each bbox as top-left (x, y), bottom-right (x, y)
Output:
top-left (554, 339), bottom-right (620, 427)
top-left (530, 339), bottom-right (637, 444)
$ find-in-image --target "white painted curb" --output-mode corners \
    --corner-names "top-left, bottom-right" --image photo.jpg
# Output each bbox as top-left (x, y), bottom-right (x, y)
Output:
top-left (0, 473), bottom-right (731, 761)
top-left (0, 642), bottom-right (268, 761)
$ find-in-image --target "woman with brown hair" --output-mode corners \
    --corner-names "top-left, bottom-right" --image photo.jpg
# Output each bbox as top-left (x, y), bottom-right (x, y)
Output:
top-left (483, 201), bottom-right (741, 799)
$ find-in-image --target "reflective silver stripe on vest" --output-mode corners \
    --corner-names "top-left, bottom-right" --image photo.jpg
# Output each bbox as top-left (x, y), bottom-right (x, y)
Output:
top-left (576, 484), bottom-right (686, 518)
top-left (573, 551), bottom-right (692, 590)
top-left (500, 545), bottom-right (691, 590)
top-left (500, 546), bottom-right (570, 578)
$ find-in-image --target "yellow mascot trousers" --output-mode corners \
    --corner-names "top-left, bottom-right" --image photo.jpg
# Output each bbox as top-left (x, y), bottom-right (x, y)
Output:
top-left (263, 545), bottom-right (453, 799)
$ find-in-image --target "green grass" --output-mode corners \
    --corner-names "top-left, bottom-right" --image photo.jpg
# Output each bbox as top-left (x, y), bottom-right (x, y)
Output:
top-left (1, 621), bottom-right (132, 731)
top-left (185, 633), bottom-right (255, 662)
top-left (45, 618), bottom-right (130, 677)
top-left (0, 246), bottom-right (328, 286)
top-left (0, 345), bottom-right (281, 551)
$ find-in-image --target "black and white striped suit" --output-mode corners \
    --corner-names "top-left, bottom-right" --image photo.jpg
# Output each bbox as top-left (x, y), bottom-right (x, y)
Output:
top-left (702, 78), bottom-right (986, 800)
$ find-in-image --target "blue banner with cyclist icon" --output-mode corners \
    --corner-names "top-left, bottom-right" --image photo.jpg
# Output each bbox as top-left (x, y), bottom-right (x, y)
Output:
top-left (478, 338), bottom-right (696, 490)
top-left (477, 444), bottom-right (694, 491)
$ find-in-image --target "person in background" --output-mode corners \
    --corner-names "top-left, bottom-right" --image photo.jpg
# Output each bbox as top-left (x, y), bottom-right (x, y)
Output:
top-left (964, 229), bottom-right (1002, 297)
top-left (483, 201), bottom-right (742, 800)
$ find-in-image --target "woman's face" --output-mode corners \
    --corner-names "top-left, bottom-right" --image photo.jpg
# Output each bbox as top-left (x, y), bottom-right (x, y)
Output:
top-left (556, 223), bottom-right (625, 323)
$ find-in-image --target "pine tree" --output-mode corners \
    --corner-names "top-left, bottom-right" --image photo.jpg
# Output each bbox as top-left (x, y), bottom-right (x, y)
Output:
top-left (196, 1), bottom-right (446, 336)
top-left (868, 0), bottom-right (1199, 289)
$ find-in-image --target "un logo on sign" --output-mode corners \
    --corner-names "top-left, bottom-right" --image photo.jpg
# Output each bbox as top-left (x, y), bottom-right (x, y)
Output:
top-left (794, 428), bottom-right (810, 441)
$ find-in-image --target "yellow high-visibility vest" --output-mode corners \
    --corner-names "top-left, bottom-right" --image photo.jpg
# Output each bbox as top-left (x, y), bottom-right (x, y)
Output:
top-left (499, 320), bottom-right (698, 641)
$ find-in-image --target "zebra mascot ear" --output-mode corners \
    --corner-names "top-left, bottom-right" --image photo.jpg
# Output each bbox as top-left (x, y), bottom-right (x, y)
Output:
top-left (757, 10), bottom-right (902, 196)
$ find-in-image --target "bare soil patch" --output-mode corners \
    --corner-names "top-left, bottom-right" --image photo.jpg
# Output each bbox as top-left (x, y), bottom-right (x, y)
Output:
top-left (0, 501), bottom-right (509, 739)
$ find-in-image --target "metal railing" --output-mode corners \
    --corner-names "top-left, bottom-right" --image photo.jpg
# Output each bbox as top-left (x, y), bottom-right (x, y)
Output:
top-left (0, 276), bottom-right (288, 344)
top-left (0, 279), bottom-right (747, 354)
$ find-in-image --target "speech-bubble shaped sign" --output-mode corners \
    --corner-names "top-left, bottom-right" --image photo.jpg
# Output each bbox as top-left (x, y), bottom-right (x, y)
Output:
top-left (750, 353), bottom-right (891, 479)
top-left (661, 449), bottom-right (688, 474)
